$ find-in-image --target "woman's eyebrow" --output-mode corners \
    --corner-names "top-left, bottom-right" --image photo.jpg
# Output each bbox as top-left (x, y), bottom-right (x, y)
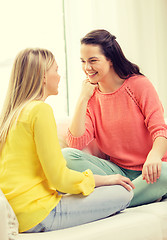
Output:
top-left (80, 57), bottom-right (99, 60)
top-left (89, 57), bottom-right (99, 60)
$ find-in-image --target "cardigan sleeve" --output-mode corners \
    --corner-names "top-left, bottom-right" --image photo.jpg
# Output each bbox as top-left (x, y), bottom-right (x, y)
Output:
top-left (67, 107), bottom-right (95, 149)
top-left (32, 103), bottom-right (95, 196)
top-left (128, 76), bottom-right (167, 141)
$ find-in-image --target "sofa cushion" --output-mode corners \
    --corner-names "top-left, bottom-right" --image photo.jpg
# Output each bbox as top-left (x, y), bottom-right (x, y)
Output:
top-left (18, 211), bottom-right (162, 240)
top-left (0, 189), bottom-right (19, 240)
top-left (125, 199), bottom-right (167, 240)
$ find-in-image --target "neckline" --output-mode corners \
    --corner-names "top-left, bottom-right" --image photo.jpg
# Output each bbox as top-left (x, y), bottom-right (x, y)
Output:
top-left (96, 78), bottom-right (129, 95)
top-left (96, 75), bottom-right (139, 96)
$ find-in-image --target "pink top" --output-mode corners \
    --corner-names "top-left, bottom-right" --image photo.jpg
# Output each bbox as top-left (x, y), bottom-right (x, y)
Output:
top-left (67, 75), bottom-right (167, 170)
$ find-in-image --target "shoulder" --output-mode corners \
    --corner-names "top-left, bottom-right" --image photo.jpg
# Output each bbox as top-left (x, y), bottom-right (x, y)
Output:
top-left (127, 75), bottom-right (153, 89)
top-left (20, 101), bottom-right (53, 123)
top-left (25, 101), bottom-right (52, 114)
top-left (125, 75), bottom-right (161, 108)
top-left (126, 75), bottom-right (157, 96)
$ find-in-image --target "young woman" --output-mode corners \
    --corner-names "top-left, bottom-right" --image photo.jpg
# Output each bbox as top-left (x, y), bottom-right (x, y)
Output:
top-left (64, 29), bottom-right (167, 207)
top-left (0, 48), bottom-right (134, 233)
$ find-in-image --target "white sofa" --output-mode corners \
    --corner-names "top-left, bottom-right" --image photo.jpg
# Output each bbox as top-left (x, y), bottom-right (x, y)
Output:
top-left (1, 116), bottom-right (167, 240)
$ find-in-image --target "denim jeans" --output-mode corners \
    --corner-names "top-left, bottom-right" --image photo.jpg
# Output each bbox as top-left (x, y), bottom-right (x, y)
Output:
top-left (24, 184), bottom-right (133, 233)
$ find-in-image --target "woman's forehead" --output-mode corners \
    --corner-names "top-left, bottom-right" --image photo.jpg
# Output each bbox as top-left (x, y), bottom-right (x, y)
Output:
top-left (80, 44), bottom-right (103, 58)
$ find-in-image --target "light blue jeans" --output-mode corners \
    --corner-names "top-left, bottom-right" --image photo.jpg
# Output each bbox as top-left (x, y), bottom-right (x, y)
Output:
top-left (62, 148), bottom-right (167, 207)
top-left (24, 184), bottom-right (133, 233)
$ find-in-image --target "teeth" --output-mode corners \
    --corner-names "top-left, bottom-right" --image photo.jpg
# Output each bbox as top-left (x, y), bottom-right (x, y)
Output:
top-left (88, 73), bottom-right (96, 76)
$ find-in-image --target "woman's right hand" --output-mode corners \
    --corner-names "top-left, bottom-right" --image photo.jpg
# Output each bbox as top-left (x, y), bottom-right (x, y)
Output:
top-left (68, 79), bottom-right (98, 137)
top-left (80, 79), bottom-right (98, 102)
top-left (94, 174), bottom-right (135, 191)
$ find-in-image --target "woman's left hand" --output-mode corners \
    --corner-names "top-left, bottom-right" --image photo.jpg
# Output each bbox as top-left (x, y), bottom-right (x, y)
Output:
top-left (142, 150), bottom-right (162, 184)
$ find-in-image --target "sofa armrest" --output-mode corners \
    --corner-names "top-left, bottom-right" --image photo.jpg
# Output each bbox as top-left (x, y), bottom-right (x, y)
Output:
top-left (0, 197), bottom-right (9, 240)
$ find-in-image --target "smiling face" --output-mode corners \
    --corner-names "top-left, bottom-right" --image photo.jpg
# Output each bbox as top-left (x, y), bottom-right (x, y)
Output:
top-left (80, 44), bottom-right (112, 84)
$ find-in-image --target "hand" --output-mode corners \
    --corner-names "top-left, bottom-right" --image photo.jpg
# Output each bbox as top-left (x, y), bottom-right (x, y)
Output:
top-left (80, 79), bottom-right (98, 102)
top-left (106, 174), bottom-right (135, 191)
top-left (142, 150), bottom-right (162, 184)
top-left (94, 174), bottom-right (135, 191)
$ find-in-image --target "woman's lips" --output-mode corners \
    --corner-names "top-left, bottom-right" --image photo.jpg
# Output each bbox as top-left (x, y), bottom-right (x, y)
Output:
top-left (87, 72), bottom-right (97, 77)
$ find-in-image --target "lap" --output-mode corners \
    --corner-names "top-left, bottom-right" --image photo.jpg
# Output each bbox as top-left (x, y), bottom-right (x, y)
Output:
top-left (62, 148), bottom-right (126, 176)
top-left (62, 148), bottom-right (167, 207)
top-left (25, 185), bottom-right (133, 232)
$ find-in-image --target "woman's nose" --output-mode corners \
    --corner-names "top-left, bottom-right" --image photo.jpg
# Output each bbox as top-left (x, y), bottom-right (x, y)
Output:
top-left (85, 62), bottom-right (92, 71)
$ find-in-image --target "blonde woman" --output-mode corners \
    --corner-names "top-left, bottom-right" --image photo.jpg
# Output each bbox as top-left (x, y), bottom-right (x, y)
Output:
top-left (0, 48), bottom-right (134, 233)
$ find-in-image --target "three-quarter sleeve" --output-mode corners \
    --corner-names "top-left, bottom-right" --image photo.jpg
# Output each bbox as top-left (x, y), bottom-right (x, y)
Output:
top-left (67, 108), bottom-right (95, 149)
top-left (128, 76), bottom-right (167, 141)
top-left (32, 103), bottom-right (95, 196)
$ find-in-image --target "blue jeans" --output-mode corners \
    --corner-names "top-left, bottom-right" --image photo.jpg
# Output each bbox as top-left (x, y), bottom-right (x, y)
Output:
top-left (24, 185), bottom-right (133, 233)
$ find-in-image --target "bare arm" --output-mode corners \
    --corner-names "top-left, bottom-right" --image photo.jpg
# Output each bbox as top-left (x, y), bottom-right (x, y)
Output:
top-left (142, 136), bottom-right (167, 184)
top-left (69, 79), bottom-right (98, 137)
top-left (94, 174), bottom-right (135, 191)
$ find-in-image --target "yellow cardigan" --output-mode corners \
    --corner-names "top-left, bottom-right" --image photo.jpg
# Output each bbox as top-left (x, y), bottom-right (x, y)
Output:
top-left (0, 101), bottom-right (95, 232)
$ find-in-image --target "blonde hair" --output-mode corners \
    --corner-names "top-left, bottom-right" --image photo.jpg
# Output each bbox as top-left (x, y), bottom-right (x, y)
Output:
top-left (0, 48), bottom-right (55, 151)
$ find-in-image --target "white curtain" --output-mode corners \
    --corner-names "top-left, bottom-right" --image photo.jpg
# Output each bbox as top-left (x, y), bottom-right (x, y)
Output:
top-left (64, 0), bottom-right (167, 117)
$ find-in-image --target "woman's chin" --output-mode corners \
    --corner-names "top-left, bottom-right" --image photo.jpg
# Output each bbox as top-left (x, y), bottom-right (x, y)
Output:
top-left (88, 78), bottom-right (98, 84)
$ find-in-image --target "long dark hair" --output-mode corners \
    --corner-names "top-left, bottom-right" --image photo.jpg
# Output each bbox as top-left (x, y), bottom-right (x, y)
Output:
top-left (81, 29), bottom-right (143, 79)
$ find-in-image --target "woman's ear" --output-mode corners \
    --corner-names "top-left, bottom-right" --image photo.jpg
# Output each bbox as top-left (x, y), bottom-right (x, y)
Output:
top-left (107, 58), bottom-right (113, 67)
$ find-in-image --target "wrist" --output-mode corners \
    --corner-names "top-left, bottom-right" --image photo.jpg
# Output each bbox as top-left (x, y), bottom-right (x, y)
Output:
top-left (148, 149), bottom-right (163, 159)
top-left (94, 175), bottom-right (110, 187)
top-left (79, 94), bottom-right (90, 104)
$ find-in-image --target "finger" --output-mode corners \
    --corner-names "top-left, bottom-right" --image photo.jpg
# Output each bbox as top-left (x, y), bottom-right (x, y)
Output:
top-left (143, 167), bottom-right (150, 184)
top-left (152, 165), bottom-right (158, 183)
top-left (142, 173), bottom-right (145, 180)
top-left (95, 83), bottom-right (99, 89)
top-left (142, 167), bottom-right (146, 180)
top-left (123, 177), bottom-right (135, 189)
top-left (157, 163), bottom-right (161, 179)
top-left (83, 79), bottom-right (88, 84)
top-left (128, 181), bottom-right (135, 189)
top-left (120, 181), bottom-right (132, 191)
top-left (148, 165), bottom-right (154, 184)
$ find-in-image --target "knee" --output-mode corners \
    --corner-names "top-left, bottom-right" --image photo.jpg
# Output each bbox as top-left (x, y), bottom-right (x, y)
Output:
top-left (62, 148), bottom-right (76, 168)
top-left (61, 148), bottom-right (83, 165)
top-left (62, 148), bottom-right (81, 159)
top-left (110, 185), bottom-right (134, 210)
top-left (62, 147), bottom-right (73, 159)
top-left (120, 188), bottom-right (134, 210)
top-left (122, 187), bottom-right (134, 207)
top-left (62, 148), bottom-right (85, 171)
